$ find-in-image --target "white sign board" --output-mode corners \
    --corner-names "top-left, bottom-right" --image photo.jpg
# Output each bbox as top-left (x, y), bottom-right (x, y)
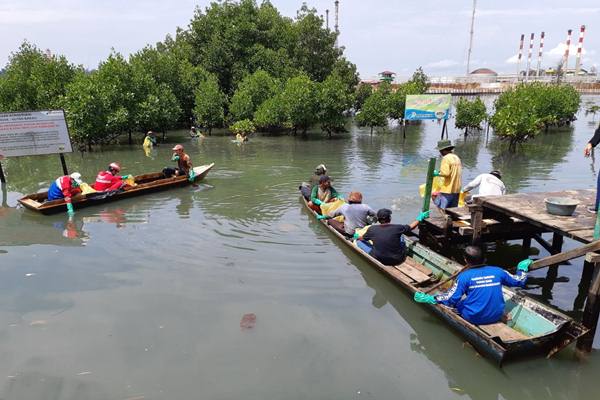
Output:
top-left (0, 110), bottom-right (73, 158)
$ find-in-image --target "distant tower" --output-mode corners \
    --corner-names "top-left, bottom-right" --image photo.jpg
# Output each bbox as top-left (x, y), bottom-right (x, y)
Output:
top-left (334, 0), bottom-right (339, 45)
top-left (536, 32), bottom-right (545, 77)
top-left (563, 29), bottom-right (573, 72)
top-left (325, 9), bottom-right (329, 30)
top-left (525, 33), bottom-right (535, 82)
top-left (516, 34), bottom-right (525, 79)
top-left (466, 0), bottom-right (477, 75)
top-left (575, 25), bottom-right (586, 75)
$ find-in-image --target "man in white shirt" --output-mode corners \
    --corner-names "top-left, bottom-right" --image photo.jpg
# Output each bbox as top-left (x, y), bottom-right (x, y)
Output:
top-left (463, 170), bottom-right (506, 197)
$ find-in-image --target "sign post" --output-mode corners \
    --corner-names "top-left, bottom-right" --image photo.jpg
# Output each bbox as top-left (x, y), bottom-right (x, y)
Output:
top-left (0, 110), bottom-right (73, 182)
top-left (404, 94), bottom-right (452, 138)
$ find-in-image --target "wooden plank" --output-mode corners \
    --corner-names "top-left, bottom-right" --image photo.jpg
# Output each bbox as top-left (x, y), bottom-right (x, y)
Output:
top-left (394, 262), bottom-right (431, 284)
top-left (585, 252), bottom-right (600, 263)
top-left (403, 256), bottom-right (433, 276)
top-left (530, 240), bottom-right (600, 271)
top-left (381, 265), bottom-right (415, 285)
top-left (479, 323), bottom-right (529, 341)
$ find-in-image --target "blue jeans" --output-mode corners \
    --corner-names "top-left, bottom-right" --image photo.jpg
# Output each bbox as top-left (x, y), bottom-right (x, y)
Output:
top-left (434, 193), bottom-right (459, 209)
top-left (356, 240), bottom-right (372, 253)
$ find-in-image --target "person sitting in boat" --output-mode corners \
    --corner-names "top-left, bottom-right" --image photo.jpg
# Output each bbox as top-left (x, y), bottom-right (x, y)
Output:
top-left (413, 245), bottom-right (531, 325)
top-left (318, 191), bottom-right (376, 237)
top-left (354, 208), bottom-right (429, 265)
top-left (163, 144), bottom-right (195, 181)
top-left (47, 172), bottom-right (83, 216)
top-left (143, 131), bottom-right (158, 148)
top-left (308, 175), bottom-right (340, 213)
top-left (93, 162), bottom-right (131, 192)
top-left (300, 164), bottom-right (328, 200)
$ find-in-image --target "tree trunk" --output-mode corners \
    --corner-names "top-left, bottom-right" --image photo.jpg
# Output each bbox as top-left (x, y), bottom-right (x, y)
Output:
top-left (370, 126), bottom-right (373, 135)
top-left (87, 140), bottom-right (93, 152)
top-left (464, 127), bottom-right (468, 137)
top-left (128, 131), bottom-right (132, 145)
top-left (208, 127), bottom-right (212, 136)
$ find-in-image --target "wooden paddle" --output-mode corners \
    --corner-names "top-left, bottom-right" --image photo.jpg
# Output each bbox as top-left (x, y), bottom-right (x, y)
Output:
top-left (425, 239), bottom-right (600, 294)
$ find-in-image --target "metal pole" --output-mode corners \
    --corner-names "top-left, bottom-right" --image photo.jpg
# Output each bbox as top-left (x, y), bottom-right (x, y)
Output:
top-left (466, 0), bottom-right (477, 75)
top-left (517, 34), bottom-right (525, 80)
top-left (563, 29), bottom-right (572, 73)
top-left (325, 9), bottom-right (329, 30)
top-left (575, 25), bottom-right (586, 75)
top-left (536, 31), bottom-right (545, 78)
top-left (334, 0), bottom-right (339, 46)
top-left (525, 33), bottom-right (534, 82)
top-left (59, 153), bottom-right (68, 175)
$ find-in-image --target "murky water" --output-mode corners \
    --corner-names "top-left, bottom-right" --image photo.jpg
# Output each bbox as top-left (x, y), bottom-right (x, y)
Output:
top-left (1, 96), bottom-right (600, 399)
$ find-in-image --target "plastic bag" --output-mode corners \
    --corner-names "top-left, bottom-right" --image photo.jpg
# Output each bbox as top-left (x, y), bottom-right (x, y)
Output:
top-left (124, 176), bottom-right (137, 186)
top-left (79, 182), bottom-right (97, 195)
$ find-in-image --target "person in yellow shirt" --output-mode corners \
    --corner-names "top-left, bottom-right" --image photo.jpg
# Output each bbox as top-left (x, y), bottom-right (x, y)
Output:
top-left (432, 140), bottom-right (462, 209)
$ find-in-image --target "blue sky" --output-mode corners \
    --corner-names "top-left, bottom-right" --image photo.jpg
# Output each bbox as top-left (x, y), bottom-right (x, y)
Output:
top-left (1, 0), bottom-right (598, 79)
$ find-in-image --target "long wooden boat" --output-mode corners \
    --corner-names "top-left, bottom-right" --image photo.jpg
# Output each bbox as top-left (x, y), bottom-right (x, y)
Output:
top-left (18, 163), bottom-right (215, 215)
top-left (301, 196), bottom-right (588, 365)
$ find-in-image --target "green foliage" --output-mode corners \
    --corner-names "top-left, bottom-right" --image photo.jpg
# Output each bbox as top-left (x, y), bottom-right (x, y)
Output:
top-left (230, 119), bottom-right (256, 135)
top-left (356, 91), bottom-right (388, 134)
top-left (253, 94), bottom-right (288, 130)
top-left (354, 84), bottom-right (372, 111)
top-left (317, 74), bottom-right (353, 136)
top-left (136, 83), bottom-right (182, 133)
top-left (279, 74), bottom-right (318, 134)
top-left (193, 74), bottom-right (226, 135)
top-left (455, 97), bottom-right (487, 133)
top-left (409, 67), bottom-right (430, 94)
top-left (229, 69), bottom-right (278, 122)
top-left (491, 83), bottom-right (581, 149)
top-left (386, 68), bottom-right (430, 121)
top-left (586, 103), bottom-right (600, 120)
top-left (0, 41), bottom-right (82, 112)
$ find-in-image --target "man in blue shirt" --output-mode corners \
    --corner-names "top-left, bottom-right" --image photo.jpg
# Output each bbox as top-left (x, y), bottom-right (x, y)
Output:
top-left (413, 246), bottom-right (531, 325)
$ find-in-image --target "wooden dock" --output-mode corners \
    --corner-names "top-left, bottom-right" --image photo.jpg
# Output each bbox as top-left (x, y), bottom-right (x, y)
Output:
top-left (419, 189), bottom-right (600, 354)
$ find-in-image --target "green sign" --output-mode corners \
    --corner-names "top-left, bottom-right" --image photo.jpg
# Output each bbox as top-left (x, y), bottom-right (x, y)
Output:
top-left (404, 94), bottom-right (451, 120)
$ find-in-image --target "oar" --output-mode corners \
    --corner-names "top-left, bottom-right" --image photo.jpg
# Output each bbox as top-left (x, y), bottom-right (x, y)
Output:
top-left (426, 239), bottom-right (600, 294)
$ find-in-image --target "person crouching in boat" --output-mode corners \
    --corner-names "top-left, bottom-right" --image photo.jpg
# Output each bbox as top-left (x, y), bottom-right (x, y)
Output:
top-left (309, 175), bottom-right (340, 213)
top-left (163, 144), bottom-right (195, 181)
top-left (354, 208), bottom-right (429, 265)
top-left (93, 162), bottom-right (131, 192)
top-left (318, 191), bottom-right (376, 237)
top-left (47, 172), bottom-right (83, 216)
top-left (414, 245), bottom-right (531, 325)
top-left (300, 164), bottom-right (327, 200)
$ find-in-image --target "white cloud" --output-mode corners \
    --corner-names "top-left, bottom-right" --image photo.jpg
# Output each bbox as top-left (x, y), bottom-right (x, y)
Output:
top-left (424, 59), bottom-right (460, 69)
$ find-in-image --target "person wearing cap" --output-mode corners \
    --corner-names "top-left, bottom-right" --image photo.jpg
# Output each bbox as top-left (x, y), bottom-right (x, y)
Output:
top-left (355, 208), bottom-right (430, 266)
top-left (309, 175), bottom-right (340, 213)
top-left (318, 191), bottom-right (376, 237)
top-left (432, 140), bottom-right (462, 209)
top-left (300, 164), bottom-right (328, 200)
top-left (47, 172), bottom-right (83, 216)
top-left (462, 170), bottom-right (506, 198)
top-left (143, 131), bottom-right (157, 148)
top-left (93, 162), bottom-right (131, 192)
top-left (165, 144), bottom-right (194, 180)
top-left (414, 245), bottom-right (530, 325)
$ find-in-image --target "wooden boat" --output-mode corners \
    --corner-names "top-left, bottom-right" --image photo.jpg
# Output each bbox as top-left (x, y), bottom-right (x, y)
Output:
top-left (18, 163), bottom-right (215, 215)
top-left (301, 196), bottom-right (588, 365)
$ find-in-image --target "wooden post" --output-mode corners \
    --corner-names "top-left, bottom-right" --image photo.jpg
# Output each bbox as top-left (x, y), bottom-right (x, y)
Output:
top-left (440, 119), bottom-right (448, 139)
top-left (542, 233), bottom-right (563, 295)
top-left (522, 236), bottom-right (532, 256)
top-left (422, 157), bottom-right (436, 213)
top-left (59, 153), bottom-right (69, 176)
top-left (574, 260), bottom-right (595, 310)
top-left (0, 161), bottom-right (5, 183)
top-left (468, 202), bottom-right (483, 244)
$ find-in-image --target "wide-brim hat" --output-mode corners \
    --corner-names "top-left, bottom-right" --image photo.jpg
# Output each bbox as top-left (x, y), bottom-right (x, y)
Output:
top-left (436, 140), bottom-right (454, 152)
top-left (70, 172), bottom-right (83, 185)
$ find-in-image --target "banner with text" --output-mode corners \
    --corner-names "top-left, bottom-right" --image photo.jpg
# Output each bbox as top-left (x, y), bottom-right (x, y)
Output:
top-left (0, 110), bottom-right (73, 158)
top-left (404, 94), bottom-right (451, 121)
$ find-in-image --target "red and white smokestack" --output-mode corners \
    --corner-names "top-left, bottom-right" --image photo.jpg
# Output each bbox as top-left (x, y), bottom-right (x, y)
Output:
top-left (517, 34), bottom-right (525, 78)
top-left (563, 29), bottom-right (572, 72)
top-left (575, 25), bottom-right (586, 75)
top-left (536, 32), bottom-right (545, 77)
top-left (525, 33), bottom-right (535, 82)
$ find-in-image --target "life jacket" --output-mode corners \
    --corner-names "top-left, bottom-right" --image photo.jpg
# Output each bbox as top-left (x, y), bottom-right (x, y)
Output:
top-left (94, 170), bottom-right (122, 191)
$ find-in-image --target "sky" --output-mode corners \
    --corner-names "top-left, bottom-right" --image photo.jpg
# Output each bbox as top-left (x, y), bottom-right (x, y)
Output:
top-left (1, 0), bottom-right (599, 80)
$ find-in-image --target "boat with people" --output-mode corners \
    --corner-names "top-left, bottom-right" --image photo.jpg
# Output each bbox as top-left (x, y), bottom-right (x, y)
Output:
top-left (18, 163), bottom-right (215, 215)
top-left (301, 195), bottom-right (588, 365)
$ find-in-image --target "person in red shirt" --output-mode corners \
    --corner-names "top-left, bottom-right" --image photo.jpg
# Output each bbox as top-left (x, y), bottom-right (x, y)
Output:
top-left (47, 172), bottom-right (83, 216)
top-left (93, 162), bottom-right (131, 192)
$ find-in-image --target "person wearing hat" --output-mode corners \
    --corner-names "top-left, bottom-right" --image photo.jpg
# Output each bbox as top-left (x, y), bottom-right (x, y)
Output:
top-left (308, 175), bottom-right (340, 213)
top-left (143, 131), bottom-right (158, 148)
top-left (462, 170), bottom-right (506, 198)
top-left (433, 140), bottom-right (462, 209)
top-left (165, 144), bottom-right (194, 181)
top-left (300, 164), bottom-right (328, 200)
top-left (47, 172), bottom-right (84, 216)
top-left (318, 191), bottom-right (376, 237)
top-left (354, 208), bottom-right (430, 266)
top-left (93, 162), bottom-right (132, 192)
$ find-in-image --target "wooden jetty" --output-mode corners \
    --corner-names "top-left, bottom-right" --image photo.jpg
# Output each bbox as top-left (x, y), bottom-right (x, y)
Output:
top-left (419, 189), bottom-right (600, 355)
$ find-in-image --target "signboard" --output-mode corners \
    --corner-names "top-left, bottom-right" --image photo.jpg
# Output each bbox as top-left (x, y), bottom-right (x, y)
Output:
top-left (404, 94), bottom-right (451, 121)
top-left (0, 110), bottom-right (73, 158)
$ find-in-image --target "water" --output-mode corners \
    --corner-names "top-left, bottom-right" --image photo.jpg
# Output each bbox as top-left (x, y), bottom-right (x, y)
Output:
top-left (1, 96), bottom-right (600, 399)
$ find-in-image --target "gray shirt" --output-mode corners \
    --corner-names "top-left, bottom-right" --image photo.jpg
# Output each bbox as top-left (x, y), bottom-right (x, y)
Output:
top-left (331, 203), bottom-right (376, 235)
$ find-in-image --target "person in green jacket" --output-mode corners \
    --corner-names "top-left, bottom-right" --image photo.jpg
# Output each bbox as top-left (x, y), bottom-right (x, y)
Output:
top-left (309, 175), bottom-right (340, 213)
